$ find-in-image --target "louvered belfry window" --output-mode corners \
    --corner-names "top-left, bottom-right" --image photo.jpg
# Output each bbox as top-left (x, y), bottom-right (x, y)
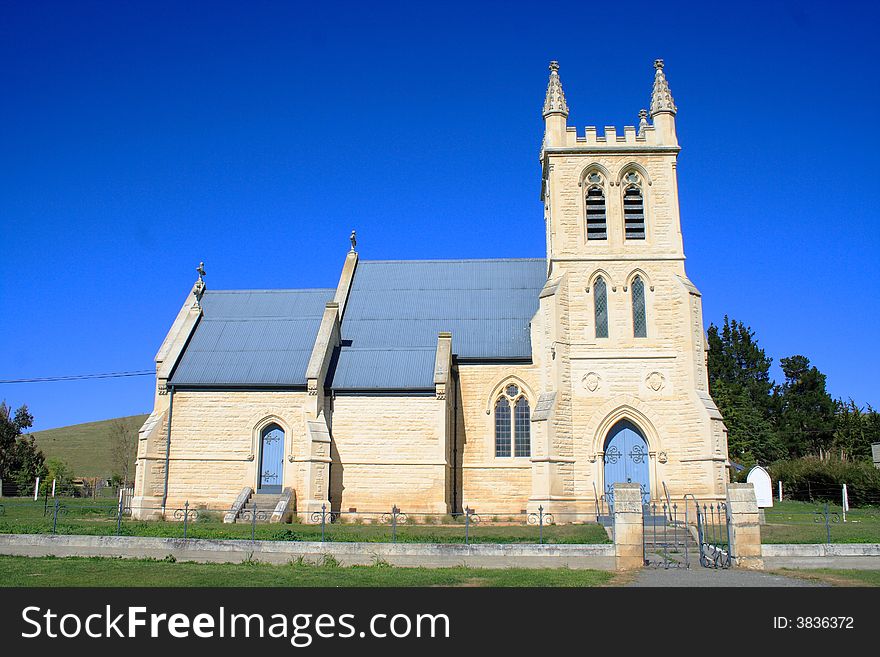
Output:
top-left (495, 384), bottom-right (531, 458)
top-left (632, 275), bottom-right (647, 338)
top-left (623, 172), bottom-right (645, 240)
top-left (594, 276), bottom-right (609, 338)
top-left (585, 172), bottom-right (607, 240)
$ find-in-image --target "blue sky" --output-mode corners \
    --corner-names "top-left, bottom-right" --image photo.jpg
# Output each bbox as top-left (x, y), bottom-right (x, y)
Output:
top-left (1, 0), bottom-right (877, 430)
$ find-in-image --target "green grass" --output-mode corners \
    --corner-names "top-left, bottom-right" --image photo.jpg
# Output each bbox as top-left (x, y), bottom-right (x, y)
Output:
top-left (0, 498), bottom-right (610, 544)
top-left (31, 414), bottom-right (148, 479)
top-left (761, 500), bottom-right (880, 544)
top-left (0, 555), bottom-right (615, 587)
top-left (774, 569), bottom-right (880, 587)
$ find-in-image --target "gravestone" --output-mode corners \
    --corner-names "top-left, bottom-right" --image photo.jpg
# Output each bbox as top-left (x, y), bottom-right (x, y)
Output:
top-left (746, 465), bottom-right (773, 524)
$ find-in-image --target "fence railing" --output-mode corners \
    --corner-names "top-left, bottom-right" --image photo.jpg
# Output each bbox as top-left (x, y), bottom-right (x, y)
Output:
top-left (0, 498), bottom-right (616, 545)
top-left (760, 500), bottom-right (880, 544)
top-left (5, 494), bottom-right (873, 546)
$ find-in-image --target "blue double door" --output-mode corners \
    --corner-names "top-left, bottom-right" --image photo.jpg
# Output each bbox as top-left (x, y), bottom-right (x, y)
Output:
top-left (603, 420), bottom-right (650, 503)
top-left (258, 425), bottom-right (285, 493)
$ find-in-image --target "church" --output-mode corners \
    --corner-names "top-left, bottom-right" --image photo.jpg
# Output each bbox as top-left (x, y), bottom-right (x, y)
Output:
top-left (132, 60), bottom-right (730, 522)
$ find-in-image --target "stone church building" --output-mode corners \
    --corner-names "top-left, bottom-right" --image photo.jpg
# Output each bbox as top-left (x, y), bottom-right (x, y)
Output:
top-left (132, 60), bottom-right (729, 521)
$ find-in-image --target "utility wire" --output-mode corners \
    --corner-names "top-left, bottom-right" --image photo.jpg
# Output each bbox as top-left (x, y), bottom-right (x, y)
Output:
top-left (0, 370), bottom-right (154, 384)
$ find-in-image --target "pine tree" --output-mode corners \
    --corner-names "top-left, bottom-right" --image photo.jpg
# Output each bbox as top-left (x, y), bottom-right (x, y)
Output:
top-left (776, 355), bottom-right (836, 458)
top-left (707, 317), bottom-right (782, 463)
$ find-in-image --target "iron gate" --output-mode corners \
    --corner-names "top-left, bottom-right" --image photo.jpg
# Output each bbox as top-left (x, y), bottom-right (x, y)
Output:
top-left (695, 501), bottom-right (732, 569)
top-left (642, 501), bottom-right (691, 568)
top-left (640, 494), bottom-right (733, 569)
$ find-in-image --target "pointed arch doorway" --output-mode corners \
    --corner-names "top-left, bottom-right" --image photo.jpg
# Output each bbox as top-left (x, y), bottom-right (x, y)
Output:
top-left (258, 424), bottom-right (285, 494)
top-left (603, 420), bottom-right (650, 504)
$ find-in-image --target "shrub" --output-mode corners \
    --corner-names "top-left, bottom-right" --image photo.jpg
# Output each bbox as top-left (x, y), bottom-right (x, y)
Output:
top-left (769, 458), bottom-right (880, 506)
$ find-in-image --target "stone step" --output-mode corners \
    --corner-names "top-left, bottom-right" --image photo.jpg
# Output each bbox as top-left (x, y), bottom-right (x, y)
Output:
top-left (233, 493), bottom-right (284, 522)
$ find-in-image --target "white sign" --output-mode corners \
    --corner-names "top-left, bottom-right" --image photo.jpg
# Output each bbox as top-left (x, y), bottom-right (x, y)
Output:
top-left (747, 466), bottom-right (773, 508)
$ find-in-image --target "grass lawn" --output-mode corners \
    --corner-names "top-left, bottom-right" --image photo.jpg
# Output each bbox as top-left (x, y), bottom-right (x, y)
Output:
top-left (31, 414), bottom-right (148, 479)
top-left (773, 568), bottom-right (880, 587)
top-left (0, 499), bottom-right (610, 544)
top-left (761, 501), bottom-right (880, 544)
top-left (0, 555), bottom-right (615, 587)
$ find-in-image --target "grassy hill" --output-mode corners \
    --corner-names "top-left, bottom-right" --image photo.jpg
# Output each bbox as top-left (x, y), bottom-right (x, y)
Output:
top-left (31, 414), bottom-right (149, 479)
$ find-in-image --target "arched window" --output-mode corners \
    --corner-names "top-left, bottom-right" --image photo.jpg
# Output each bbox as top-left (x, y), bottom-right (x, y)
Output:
top-left (494, 397), bottom-right (511, 457)
top-left (623, 172), bottom-right (645, 240)
top-left (631, 275), bottom-right (647, 338)
top-left (594, 276), bottom-right (609, 338)
top-left (514, 397), bottom-right (531, 457)
top-left (494, 384), bottom-right (531, 457)
top-left (584, 172), bottom-right (607, 240)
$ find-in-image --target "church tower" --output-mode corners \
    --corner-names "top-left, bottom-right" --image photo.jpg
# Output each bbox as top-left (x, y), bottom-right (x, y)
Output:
top-left (529, 60), bottom-right (728, 515)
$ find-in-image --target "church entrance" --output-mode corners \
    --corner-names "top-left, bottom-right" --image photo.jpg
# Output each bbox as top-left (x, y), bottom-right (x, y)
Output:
top-left (258, 424), bottom-right (285, 493)
top-left (603, 420), bottom-right (650, 503)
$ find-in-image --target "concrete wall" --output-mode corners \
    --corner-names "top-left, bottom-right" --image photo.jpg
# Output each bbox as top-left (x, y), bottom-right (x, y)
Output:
top-left (761, 543), bottom-right (880, 570)
top-left (0, 534), bottom-right (616, 570)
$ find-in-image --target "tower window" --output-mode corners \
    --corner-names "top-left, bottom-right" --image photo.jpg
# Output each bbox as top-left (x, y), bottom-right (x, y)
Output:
top-left (585, 173), bottom-right (607, 240)
top-left (594, 276), bottom-right (609, 338)
top-left (623, 173), bottom-right (645, 240)
top-left (632, 275), bottom-right (647, 338)
top-left (494, 384), bottom-right (531, 458)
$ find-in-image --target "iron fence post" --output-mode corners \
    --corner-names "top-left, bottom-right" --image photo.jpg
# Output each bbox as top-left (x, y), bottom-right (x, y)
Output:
top-left (251, 501), bottom-right (258, 542)
top-left (684, 502), bottom-right (689, 570)
top-left (391, 505), bottom-right (399, 543)
top-left (662, 503), bottom-right (669, 567)
top-left (539, 505), bottom-right (544, 545)
top-left (824, 504), bottom-right (831, 544)
top-left (321, 503), bottom-right (327, 543)
top-left (183, 500), bottom-right (189, 539)
top-left (725, 503), bottom-right (734, 563)
top-left (650, 503), bottom-right (656, 564)
top-left (52, 499), bottom-right (59, 534)
top-left (465, 508), bottom-right (470, 545)
top-left (116, 497), bottom-right (123, 536)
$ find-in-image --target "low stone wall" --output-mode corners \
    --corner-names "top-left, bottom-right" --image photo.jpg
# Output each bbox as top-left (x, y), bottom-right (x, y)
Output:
top-left (0, 534), bottom-right (616, 570)
top-left (762, 543), bottom-right (880, 570)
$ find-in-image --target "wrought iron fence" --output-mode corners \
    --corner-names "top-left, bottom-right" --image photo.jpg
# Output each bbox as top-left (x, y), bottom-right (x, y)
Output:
top-left (759, 493), bottom-right (880, 544)
top-left (0, 498), bottom-right (617, 545)
top-left (11, 494), bottom-right (871, 552)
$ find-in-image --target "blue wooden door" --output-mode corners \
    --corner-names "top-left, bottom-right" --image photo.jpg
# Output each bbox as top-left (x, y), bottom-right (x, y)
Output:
top-left (603, 420), bottom-right (650, 503)
top-left (258, 425), bottom-right (285, 493)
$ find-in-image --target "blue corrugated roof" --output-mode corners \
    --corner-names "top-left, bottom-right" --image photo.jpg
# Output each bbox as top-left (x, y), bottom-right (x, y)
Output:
top-left (168, 259), bottom-right (547, 390)
top-left (170, 289), bottom-right (335, 386)
top-left (330, 259), bottom-right (546, 390)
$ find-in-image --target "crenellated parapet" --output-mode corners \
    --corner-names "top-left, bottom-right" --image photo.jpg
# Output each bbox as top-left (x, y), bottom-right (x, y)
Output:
top-left (540, 59), bottom-right (679, 155)
top-left (546, 123), bottom-right (673, 149)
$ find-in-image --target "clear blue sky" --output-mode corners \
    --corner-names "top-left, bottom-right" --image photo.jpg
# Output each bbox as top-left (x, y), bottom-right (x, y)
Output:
top-left (1, 1), bottom-right (877, 430)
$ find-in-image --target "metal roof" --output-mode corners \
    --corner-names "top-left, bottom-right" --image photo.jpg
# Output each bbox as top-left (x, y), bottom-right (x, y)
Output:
top-left (169, 289), bottom-right (335, 386)
top-left (167, 259), bottom-right (547, 390)
top-left (329, 259), bottom-right (546, 390)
